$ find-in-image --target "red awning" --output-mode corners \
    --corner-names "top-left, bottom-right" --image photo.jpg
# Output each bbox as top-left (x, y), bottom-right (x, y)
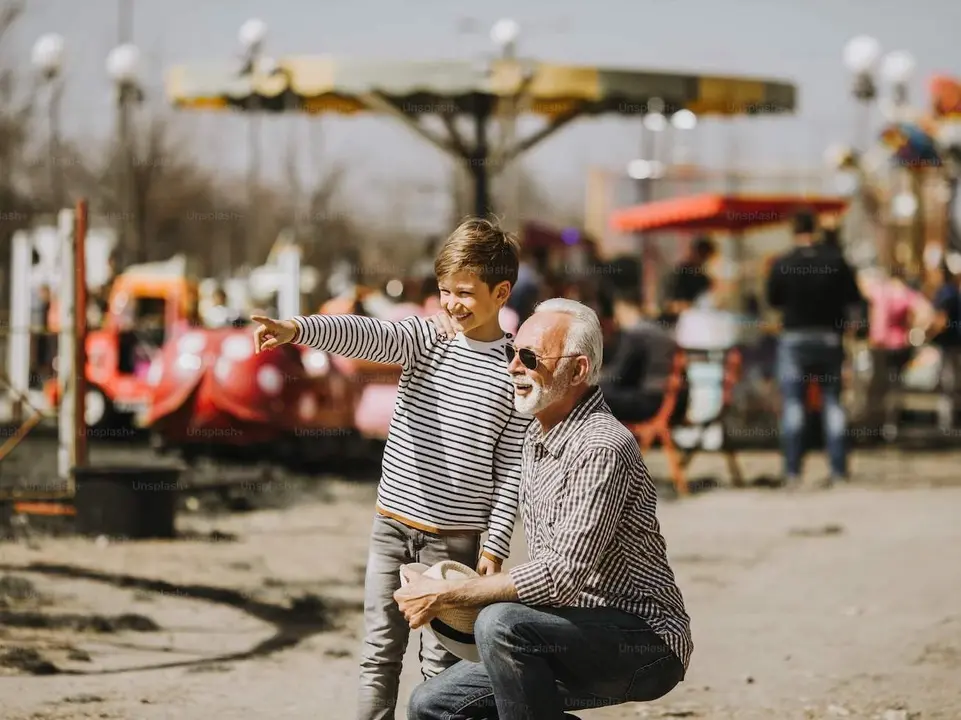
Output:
top-left (609, 193), bottom-right (850, 234)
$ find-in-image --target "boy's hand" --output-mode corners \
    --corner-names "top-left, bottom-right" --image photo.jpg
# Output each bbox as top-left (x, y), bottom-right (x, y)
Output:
top-left (476, 556), bottom-right (502, 576)
top-left (426, 311), bottom-right (457, 340)
top-left (251, 315), bottom-right (298, 352)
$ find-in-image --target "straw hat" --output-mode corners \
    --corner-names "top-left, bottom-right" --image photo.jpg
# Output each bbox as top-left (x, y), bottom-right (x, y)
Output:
top-left (400, 560), bottom-right (481, 662)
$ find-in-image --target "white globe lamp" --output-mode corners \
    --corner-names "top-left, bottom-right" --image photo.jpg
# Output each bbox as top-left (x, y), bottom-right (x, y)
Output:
top-left (239, 18), bottom-right (267, 50)
top-left (880, 50), bottom-right (916, 85)
top-left (843, 36), bottom-right (881, 74)
top-left (490, 18), bottom-right (520, 48)
top-left (32, 33), bottom-right (64, 77)
top-left (106, 43), bottom-right (140, 84)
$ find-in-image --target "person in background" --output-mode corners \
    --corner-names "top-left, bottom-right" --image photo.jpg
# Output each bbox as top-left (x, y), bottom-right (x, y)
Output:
top-left (506, 246), bottom-right (546, 324)
top-left (858, 267), bottom-right (932, 429)
top-left (599, 283), bottom-right (687, 425)
top-left (865, 268), bottom-right (932, 374)
top-left (926, 263), bottom-right (961, 412)
top-left (926, 262), bottom-right (961, 349)
top-left (664, 237), bottom-right (717, 321)
top-left (766, 209), bottom-right (864, 489)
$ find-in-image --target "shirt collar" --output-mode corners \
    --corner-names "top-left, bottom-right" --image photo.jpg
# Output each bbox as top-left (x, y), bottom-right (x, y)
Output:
top-left (531, 386), bottom-right (604, 459)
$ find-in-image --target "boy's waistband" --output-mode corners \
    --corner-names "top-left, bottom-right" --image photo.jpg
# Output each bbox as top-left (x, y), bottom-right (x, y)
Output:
top-left (376, 507), bottom-right (481, 537)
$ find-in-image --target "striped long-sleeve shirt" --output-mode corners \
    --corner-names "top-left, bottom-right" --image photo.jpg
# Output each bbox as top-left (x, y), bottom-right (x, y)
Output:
top-left (508, 386), bottom-right (694, 673)
top-left (292, 313), bottom-right (529, 561)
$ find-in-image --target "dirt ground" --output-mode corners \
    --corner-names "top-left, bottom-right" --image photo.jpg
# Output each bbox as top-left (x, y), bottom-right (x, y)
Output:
top-left (0, 447), bottom-right (959, 720)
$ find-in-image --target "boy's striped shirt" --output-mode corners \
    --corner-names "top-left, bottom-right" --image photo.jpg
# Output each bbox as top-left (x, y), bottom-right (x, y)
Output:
top-left (292, 313), bottom-right (529, 561)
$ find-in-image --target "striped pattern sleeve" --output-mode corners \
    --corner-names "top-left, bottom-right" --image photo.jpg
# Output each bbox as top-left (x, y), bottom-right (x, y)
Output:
top-left (509, 447), bottom-right (630, 606)
top-left (481, 409), bottom-right (530, 562)
top-left (291, 314), bottom-right (435, 369)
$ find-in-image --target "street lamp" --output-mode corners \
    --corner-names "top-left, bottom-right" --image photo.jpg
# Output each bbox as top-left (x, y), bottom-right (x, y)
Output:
top-left (491, 18), bottom-right (521, 229)
top-left (843, 35), bottom-right (881, 146)
top-left (32, 32), bottom-right (64, 79)
top-left (32, 33), bottom-right (65, 213)
top-left (880, 50), bottom-right (916, 108)
top-left (239, 18), bottom-right (267, 62)
top-left (843, 36), bottom-right (881, 86)
top-left (239, 18), bottom-right (267, 271)
top-left (491, 18), bottom-right (520, 58)
top-left (106, 42), bottom-right (143, 263)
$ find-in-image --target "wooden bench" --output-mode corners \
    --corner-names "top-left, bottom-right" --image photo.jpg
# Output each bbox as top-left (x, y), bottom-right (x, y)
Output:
top-left (624, 347), bottom-right (744, 496)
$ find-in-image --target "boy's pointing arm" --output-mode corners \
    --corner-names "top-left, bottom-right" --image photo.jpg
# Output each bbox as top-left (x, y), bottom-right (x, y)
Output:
top-left (292, 314), bottom-right (436, 368)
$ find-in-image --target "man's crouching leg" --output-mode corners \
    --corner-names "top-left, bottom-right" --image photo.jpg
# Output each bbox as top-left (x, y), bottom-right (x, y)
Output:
top-left (472, 602), bottom-right (686, 719)
top-left (473, 602), bottom-right (568, 718)
top-left (407, 660), bottom-right (498, 720)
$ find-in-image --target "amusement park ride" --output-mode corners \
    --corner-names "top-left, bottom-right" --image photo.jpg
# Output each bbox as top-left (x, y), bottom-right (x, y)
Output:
top-left (5, 217), bottom-right (394, 470)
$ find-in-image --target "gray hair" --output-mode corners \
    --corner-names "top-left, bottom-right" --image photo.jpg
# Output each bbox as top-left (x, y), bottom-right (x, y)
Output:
top-left (532, 298), bottom-right (604, 385)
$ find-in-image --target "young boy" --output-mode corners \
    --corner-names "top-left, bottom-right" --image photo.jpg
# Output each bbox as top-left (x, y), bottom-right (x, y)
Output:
top-left (252, 218), bottom-right (530, 720)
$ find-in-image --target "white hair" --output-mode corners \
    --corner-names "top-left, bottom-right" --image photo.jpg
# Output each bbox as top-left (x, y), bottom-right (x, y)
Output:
top-left (532, 298), bottom-right (604, 385)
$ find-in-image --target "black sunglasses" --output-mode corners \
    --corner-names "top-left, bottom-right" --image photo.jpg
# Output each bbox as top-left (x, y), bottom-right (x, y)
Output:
top-left (505, 345), bottom-right (580, 370)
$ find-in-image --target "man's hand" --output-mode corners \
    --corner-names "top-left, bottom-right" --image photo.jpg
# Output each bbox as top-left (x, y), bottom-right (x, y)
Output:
top-left (425, 311), bottom-right (457, 340)
top-left (251, 315), bottom-right (298, 353)
top-left (476, 556), bottom-right (502, 576)
top-left (394, 569), bottom-right (454, 629)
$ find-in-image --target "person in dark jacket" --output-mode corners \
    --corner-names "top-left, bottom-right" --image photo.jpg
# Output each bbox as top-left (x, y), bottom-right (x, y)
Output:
top-left (766, 209), bottom-right (864, 488)
top-left (599, 283), bottom-right (687, 424)
top-left (663, 237), bottom-right (717, 321)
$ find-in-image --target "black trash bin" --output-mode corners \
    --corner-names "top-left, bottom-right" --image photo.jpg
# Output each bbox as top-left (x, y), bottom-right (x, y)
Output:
top-left (74, 465), bottom-right (185, 540)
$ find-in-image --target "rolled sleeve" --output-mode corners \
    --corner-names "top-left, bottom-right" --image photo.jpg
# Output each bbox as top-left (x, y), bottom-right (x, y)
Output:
top-left (508, 561), bottom-right (554, 605)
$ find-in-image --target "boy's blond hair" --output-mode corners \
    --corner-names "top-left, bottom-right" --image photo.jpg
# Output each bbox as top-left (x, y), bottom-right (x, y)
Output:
top-left (434, 217), bottom-right (520, 289)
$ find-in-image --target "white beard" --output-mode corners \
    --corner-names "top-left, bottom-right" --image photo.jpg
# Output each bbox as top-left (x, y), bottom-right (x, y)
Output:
top-left (513, 374), bottom-right (568, 415)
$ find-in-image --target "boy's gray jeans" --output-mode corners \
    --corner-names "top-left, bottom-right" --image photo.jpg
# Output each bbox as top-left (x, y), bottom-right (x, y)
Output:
top-left (357, 513), bottom-right (481, 720)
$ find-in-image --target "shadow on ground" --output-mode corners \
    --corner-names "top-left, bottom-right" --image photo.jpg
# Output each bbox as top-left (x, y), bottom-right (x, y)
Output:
top-left (0, 562), bottom-right (360, 676)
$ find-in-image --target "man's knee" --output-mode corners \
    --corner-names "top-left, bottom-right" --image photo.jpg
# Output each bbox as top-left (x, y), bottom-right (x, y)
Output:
top-left (474, 602), bottom-right (531, 651)
top-left (407, 680), bottom-right (442, 720)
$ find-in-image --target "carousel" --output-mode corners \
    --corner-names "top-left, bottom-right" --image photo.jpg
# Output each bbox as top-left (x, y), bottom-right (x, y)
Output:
top-left (166, 46), bottom-right (796, 217)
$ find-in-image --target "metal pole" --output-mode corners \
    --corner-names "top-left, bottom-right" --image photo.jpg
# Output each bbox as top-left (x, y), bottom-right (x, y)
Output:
top-left (48, 77), bottom-right (63, 213)
top-left (8, 231), bottom-right (32, 424)
top-left (472, 98), bottom-right (491, 217)
top-left (73, 199), bottom-right (88, 474)
top-left (57, 208), bottom-right (76, 483)
top-left (117, 85), bottom-right (133, 263)
top-left (247, 99), bottom-right (261, 269)
top-left (500, 39), bottom-right (519, 231)
top-left (117, 0), bottom-right (135, 263)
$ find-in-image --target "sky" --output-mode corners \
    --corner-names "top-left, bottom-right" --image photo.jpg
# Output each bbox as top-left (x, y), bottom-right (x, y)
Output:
top-left (6, 0), bottom-right (961, 224)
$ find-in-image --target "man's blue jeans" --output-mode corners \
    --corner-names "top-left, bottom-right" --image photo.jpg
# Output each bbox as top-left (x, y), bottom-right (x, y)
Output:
top-left (407, 603), bottom-right (684, 719)
top-left (776, 331), bottom-right (847, 478)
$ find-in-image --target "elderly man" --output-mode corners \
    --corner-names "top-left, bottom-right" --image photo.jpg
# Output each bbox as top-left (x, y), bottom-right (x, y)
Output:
top-left (396, 298), bottom-right (692, 719)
